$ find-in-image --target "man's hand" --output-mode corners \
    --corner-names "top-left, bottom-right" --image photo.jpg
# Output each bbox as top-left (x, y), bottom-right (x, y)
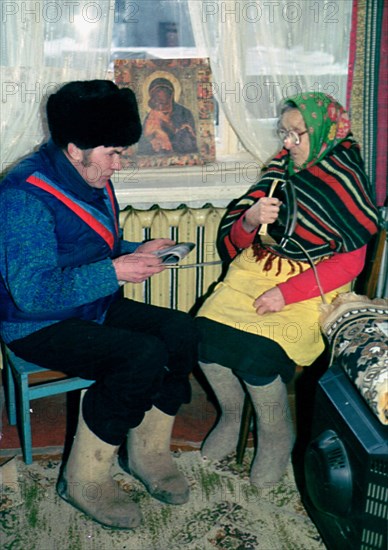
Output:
top-left (242, 197), bottom-right (281, 233)
top-left (112, 252), bottom-right (162, 284)
top-left (253, 287), bottom-right (285, 315)
top-left (136, 238), bottom-right (175, 254)
top-left (113, 239), bottom-right (176, 284)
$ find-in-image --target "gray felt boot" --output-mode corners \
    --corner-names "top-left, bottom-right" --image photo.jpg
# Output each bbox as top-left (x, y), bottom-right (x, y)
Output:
top-left (57, 406), bottom-right (142, 529)
top-left (120, 406), bottom-right (189, 505)
top-left (246, 376), bottom-right (295, 486)
top-left (200, 361), bottom-right (246, 461)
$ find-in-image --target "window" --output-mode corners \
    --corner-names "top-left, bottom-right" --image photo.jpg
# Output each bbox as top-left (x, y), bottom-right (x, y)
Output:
top-left (111, 0), bottom-right (239, 159)
top-left (1, 0), bottom-right (354, 208)
top-left (112, 0), bottom-right (196, 52)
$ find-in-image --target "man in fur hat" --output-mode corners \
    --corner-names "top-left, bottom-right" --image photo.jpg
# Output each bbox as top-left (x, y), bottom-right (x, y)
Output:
top-left (0, 80), bottom-right (198, 529)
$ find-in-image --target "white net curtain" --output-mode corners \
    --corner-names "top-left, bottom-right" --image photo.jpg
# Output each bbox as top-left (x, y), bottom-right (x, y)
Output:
top-left (0, 0), bottom-right (115, 172)
top-left (189, 0), bottom-right (353, 166)
top-left (1, 0), bottom-right (353, 172)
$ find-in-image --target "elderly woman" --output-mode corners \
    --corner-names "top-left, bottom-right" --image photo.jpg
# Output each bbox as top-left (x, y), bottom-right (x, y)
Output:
top-left (196, 92), bottom-right (379, 486)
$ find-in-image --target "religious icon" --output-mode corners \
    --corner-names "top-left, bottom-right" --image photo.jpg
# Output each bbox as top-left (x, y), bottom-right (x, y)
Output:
top-left (114, 58), bottom-right (216, 168)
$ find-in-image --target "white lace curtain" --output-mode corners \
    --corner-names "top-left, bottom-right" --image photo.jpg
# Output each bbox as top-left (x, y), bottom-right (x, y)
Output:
top-left (189, 0), bottom-right (353, 167)
top-left (0, 0), bottom-right (115, 171)
top-left (1, 0), bottom-right (353, 172)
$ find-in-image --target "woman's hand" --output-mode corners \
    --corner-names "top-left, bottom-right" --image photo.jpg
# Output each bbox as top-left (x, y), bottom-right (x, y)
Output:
top-left (253, 287), bottom-right (285, 315)
top-left (242, 197), bottom-right (281, 233)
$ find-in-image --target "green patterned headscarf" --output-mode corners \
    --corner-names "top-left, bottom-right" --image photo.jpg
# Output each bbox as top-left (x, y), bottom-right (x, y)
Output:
top-left (282, 92), bottom-right (351, 172)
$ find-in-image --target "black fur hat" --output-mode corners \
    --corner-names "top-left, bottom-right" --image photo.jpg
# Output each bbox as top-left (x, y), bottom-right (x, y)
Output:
top-left (46, 80), bottom-right (142, 149)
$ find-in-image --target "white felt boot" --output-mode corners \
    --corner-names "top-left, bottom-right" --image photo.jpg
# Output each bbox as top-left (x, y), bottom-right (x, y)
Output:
top-left (119, 406), bottom-right (189, 505)
top-left (246, 376), bottom-right (295, 486)
top-left (57, 406), bottom-right (142, 529)
top-left (200, 361), bottom-right (246, 460)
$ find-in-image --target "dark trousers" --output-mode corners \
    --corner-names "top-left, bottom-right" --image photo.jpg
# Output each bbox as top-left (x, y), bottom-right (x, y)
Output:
top-left (196, 317), bottom-right (296, 384)
top-left (9, 298), bottom-right (199, 445)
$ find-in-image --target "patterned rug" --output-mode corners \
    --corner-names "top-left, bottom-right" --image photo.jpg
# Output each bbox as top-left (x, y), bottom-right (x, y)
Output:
top-left (0, 450), bottom-right (325, 550)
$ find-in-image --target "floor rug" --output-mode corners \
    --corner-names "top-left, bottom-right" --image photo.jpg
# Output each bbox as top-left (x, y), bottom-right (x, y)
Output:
top-left (0, 450), bottom-right (325, 549)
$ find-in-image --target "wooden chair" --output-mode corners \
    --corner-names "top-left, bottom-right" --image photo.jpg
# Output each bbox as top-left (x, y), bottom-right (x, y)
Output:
top-left (235, 226), bottom-right (387, 464)
top-left (1, 342), bottom-right (94, 464)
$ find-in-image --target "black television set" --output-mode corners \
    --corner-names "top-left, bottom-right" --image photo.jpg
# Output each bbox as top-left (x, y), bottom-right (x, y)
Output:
top-left (303, 363), bottom-right (388, 550)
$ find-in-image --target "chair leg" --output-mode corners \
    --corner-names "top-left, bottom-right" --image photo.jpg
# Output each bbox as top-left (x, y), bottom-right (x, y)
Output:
top-left (3, 355), bottom-right (17, 426)
top-left (16, 372), bottom-right (33, 465)
top-left (236, 395), bottom-right (254, 464)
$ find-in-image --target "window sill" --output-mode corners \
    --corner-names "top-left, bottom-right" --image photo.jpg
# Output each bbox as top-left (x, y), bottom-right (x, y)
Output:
top-left (113, 156), bottom-right (260, 209)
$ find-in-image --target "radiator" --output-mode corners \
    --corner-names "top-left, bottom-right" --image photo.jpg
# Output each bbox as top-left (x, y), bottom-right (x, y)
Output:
top-left (119, 205), bottom-right (225, 312)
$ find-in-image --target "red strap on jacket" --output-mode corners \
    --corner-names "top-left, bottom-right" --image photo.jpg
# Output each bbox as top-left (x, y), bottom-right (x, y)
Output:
top-left (26, 175), bottom-right (116, 250)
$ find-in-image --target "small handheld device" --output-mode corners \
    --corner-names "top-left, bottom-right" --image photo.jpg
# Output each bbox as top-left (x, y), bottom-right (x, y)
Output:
top-left (154, 242), bottom-right (196, 265)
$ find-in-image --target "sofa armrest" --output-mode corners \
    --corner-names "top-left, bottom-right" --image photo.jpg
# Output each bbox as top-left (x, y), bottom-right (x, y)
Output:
top-left (320, 292), bottom-right (388, 425)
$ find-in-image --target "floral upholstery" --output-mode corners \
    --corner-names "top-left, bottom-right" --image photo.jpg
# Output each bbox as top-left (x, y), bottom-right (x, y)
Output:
top-left (320, 292), bottom-right (388, 425)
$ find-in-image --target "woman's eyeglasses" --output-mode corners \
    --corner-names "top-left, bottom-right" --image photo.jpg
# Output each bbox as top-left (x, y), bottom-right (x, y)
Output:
top-left (277, 128), bottom-right (308, 146)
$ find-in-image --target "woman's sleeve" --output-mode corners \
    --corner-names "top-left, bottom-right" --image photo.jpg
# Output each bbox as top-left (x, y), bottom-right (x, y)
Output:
top-left (277, 245), bottom-right (367, 304)
top-left (217, 189), bottom-right (266, 261)
top-left (229, 215), bottom-right (258, 249)
top-left (216, 152), bottom-right (288, 262)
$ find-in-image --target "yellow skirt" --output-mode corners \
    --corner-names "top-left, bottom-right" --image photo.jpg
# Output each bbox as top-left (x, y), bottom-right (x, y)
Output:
top-left (197, 247), bottom-right (350, 366)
